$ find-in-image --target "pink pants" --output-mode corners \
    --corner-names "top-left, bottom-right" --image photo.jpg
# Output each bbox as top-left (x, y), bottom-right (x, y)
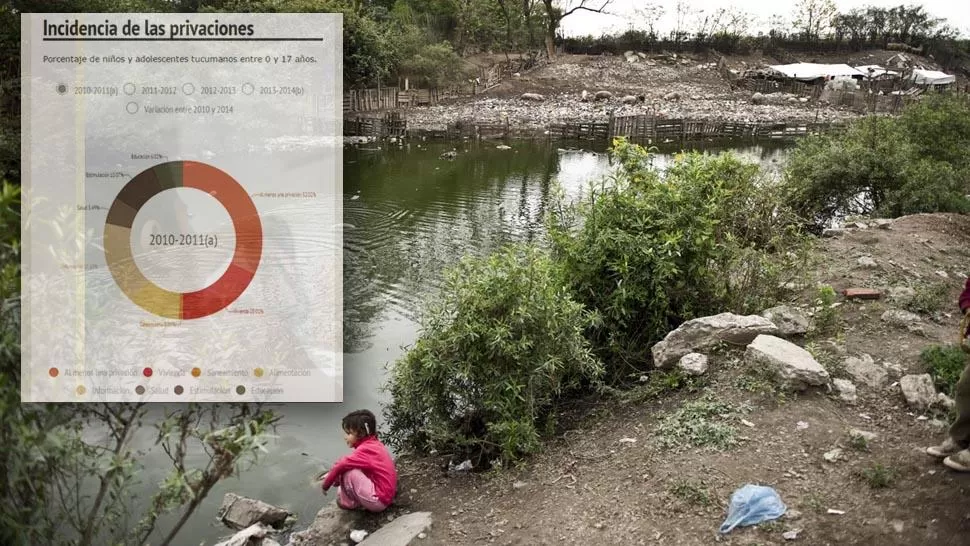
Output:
top-left (337, 469), bottom-right (387, 512)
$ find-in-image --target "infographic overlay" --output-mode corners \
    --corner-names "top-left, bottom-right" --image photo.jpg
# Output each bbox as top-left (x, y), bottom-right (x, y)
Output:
top-left (22, 13), bottom-right (343, 402)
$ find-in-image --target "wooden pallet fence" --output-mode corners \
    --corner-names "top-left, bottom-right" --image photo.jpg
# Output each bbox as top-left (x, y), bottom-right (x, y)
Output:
top-left (344, 112), bottom-right (407, 137)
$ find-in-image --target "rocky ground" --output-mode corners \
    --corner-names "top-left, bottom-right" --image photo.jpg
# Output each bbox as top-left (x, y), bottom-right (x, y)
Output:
top-left (400, 49), bottom-right (961, 133)
top-left (368, 213), bottom-right (969, 545)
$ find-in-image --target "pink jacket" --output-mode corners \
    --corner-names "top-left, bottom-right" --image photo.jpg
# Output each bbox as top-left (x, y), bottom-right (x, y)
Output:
top-left (322, 435), bottom-right (397, 506)
top-left (960, 276), bottom-right (970, 314)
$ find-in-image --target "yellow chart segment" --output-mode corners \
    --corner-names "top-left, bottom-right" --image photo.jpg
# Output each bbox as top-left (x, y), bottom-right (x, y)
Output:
top-left (103, 222), bottom-right (182, 319)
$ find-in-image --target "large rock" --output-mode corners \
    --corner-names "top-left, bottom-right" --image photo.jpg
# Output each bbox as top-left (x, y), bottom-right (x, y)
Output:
top-left (358, 512), bottom-right (433, 546)
top-left (900, 374), bottom-right (937, 409)
top-left (652, 313), bottom-right (779, 369)
top-left (760, 306), bottom-right (810, 336)
top-left (214, 523), bottom-right (277, 546)
top-left (287, 504), bottom-right (358, 546)
top-left (219, 493), bottom-right (292, 531)
top-left (744, 335), bottom-right (830, 390)
top-left (843, 353), bottom-right (889, 389)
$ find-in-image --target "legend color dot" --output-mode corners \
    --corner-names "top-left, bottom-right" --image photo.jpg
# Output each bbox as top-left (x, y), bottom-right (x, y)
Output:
top-left (135, 386), bottom-right (145, 395)
top-left (191, 367), bottom-right (201, 377)
top-left (174, 385), bottom-right (184, 395)
top-left (76, 385), bottom-right (86, 395)
top-left (254, 368), bottom-right (263, 377)
top-left (236, 385), bottom-right (246, 395)
top-left (48, 367), bottom-right (58, 377)
top-left (143, 367), bottom-right (153, 377)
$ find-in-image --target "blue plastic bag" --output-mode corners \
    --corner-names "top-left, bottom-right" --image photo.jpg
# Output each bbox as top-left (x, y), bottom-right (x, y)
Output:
top-left (719, 484), bottom-right (787, 534)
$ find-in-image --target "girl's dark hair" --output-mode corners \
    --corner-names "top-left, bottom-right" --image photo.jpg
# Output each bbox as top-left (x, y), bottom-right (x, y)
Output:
top-left (342, 409), bottom-right (377, 438)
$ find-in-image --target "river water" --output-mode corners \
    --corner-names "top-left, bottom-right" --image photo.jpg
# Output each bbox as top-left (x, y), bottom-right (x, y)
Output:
top-left (135, 138), bottom-right (793, 545)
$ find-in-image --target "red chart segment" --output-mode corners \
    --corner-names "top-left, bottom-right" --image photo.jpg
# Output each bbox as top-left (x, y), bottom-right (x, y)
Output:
top-left (104, 160), bottom-right (262, 320)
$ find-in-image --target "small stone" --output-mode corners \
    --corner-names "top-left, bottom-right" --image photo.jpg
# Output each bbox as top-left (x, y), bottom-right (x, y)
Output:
top-left (785, 510), bottom-right (803, 521)
top-left (822, 228), bottom-right (845, 238)
top-left (827, 509), bottom-right (845, 515)
top-left (881, 309), bottom-right (923, 329)
top-left (410, 489), bottom-right (418, 494)
top-left (783, 529), bottom-right (801, 540)
top-left (512, 481), bottom-right (528, 490)
top-left (761, 305), bottom-right (811, 335)
top-left (593, 522), bottom-right (604, 530)
top-left (935, 270), bottom-right (949, 278)
top-left (891, 520), bottom-right (905, 533)
top-left (873, 219), bottom-right (893, 229)
top-left (843, 354), bottom-right (888, 389)
top-left (887, 286), bottom-right (916, 302)
top-left (741, 419), bottom-right (755, 428)
top-left (833, 379), bottom-right (857, 403)
top-left (882, 361), bottom-right (904, 378)
top-left (677, 353), bottom-right (709, 376)
top-left (824, 448), bottom-right (843, 462)
top-left (900, 374), bottom-right (937, 409)
top-left (797, 421), bottom-right (809, 430)
top-left (849, 429), bottom-right (877, 441)
top-left (937, 393), bottom-right (956, 409)
top-left (418, 532), bottom-right (428, 539)
top-left (349, 529), bottom-right (369, 543)
top-left (857, 256), bottom-right (878, 268)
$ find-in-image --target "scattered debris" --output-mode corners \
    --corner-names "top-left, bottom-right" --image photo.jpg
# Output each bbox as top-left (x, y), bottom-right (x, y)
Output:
top-left (842, 288), bottom-right (881, 300)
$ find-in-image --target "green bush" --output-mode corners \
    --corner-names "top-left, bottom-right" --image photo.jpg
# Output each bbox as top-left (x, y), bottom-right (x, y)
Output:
top-left (921, 344), bottom-right (968, 396)
top-left (783, 95), bottom-right (970, 231)
top-left (382, 244), bottom-right (602, 466)
top-left (548, 139), bottom-right (810, 380)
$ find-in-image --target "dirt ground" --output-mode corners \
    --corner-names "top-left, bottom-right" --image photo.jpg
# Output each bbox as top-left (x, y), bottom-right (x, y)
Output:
top-left (371, 213), bottom-right (970, 545)
top-left (403, 49), bottom-right (960, 132)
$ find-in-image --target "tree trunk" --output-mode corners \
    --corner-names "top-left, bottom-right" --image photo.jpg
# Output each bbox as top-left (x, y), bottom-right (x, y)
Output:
top-left (545, 20), bottom-right (557, 59)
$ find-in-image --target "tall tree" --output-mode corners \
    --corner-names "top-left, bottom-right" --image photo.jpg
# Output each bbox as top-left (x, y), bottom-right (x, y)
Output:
top-left (792, 0), bottom-right (837, 41)
top-left (540, 0), bottom-right (611, 59)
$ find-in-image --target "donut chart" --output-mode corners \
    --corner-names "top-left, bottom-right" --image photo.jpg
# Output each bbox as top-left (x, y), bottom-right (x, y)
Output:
top-left (104, 160), bottom-right (262, 319)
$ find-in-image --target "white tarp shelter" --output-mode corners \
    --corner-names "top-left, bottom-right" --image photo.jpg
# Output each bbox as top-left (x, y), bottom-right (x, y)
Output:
top-left (911, 69), bottom-right (955, 85)
top-left (853, 65), bottom-right (899, 78)
top-left (767, 63), bottom-right (865, 80)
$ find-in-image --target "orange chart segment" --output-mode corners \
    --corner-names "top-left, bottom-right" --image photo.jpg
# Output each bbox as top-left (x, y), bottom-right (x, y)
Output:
top-left (104, 161), bottom-right (262, 320)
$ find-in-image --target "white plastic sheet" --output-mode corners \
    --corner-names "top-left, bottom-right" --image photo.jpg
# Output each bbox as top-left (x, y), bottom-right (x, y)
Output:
top-left (768, 63), bottom-right (865, 80)
top-left (911, 69), bottom-right (956, 85)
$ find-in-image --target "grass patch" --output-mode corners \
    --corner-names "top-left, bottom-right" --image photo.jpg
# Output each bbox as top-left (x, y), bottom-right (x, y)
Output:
top-left (804, 340), bottom-right (846, 378)
top-left (668, 478), bottom-right (714, 507)
top-left (809, 284), bottom-right (840, 338)
top-left (803, 492), bottom-right (827, 513)
top-left (655, 392), bottom-right (748, 451)
top-left (920, 344), bottom-right (968, 396)
top-left (847, 434), bottom-right (870, 452)
top-left (905, 281), bottom-right (950, 315)
top-left (856, 463), bottom-right (897, 489)
top-left (733, 365), bottom-right (789, 403)
top-left (618, 369), bottom-right (705, 404)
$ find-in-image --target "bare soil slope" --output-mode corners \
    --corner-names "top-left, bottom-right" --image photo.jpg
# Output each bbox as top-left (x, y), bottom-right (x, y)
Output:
top-left (380, 213), bottom-right (970, 545)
